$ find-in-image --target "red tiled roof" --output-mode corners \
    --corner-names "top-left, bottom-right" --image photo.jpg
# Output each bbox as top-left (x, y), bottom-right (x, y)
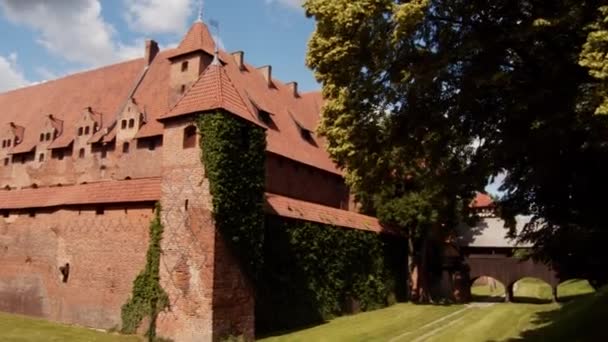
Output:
top-left (265, 193), bottom-right (399, 235)
top-left (161, 58), bottom-right (260, 125)
top-left (0, 20), bottom-right (341, 175)
top-left (471, 192), bottom-right (494, 208)
top-left (0, 178), bottom-right (160, 210)
top-left (166, 21), bottom-right (216, 59)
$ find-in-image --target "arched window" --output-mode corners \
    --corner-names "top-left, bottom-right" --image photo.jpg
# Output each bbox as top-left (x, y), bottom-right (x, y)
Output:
top-left (85, 126), bottom-right (90, 135)
top-left (122, 142), bottom-right (130, 153)
top-left (183, 125), bottom-right (197, 148)
top-left (180, 84), bottom-right (186, 94)
top-left (79, 148), bottom-right (85, 159)
top-left (78, 127), bottom-right (83, 136)
top-left (121, 120), bottom-right (127, 129)
top-left (181, 61), bottom-right (189, 72)
top-left (1, 140), bottom-right (5, 148)
top-left (128, 119), bottom-right (135, 128)
top-left (39, 153), bottom-right (44, 162)
top-left (40, 133), bottom-right (44, 142)
top-left (45, 132), bottom-right (51, 141)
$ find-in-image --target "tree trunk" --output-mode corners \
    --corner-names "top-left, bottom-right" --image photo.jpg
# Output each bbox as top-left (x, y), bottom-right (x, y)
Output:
top-left (408, 232), bottom-right (433, 303)
top-left (407, 234), bottom-right (415, 301)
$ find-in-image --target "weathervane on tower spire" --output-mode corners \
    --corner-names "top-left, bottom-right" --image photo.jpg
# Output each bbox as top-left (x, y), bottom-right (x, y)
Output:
top-left (196, 0), bottom-right (203, 22)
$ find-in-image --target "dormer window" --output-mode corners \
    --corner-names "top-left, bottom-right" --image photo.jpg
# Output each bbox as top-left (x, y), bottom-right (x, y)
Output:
top-left (300, 127), bottom-right (314, 143)
top-left (78, 127), bottom-right (83, 136)
top-left (258, 110), bottom-right (274, 127)
top-left (181, 61), bottom-right (189, 72)
top-left (121, 120), bottom-right (127, 129)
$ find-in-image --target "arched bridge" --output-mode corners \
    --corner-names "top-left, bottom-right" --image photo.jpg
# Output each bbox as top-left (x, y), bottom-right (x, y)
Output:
top-left (457, 215), bottom-right (560, 301)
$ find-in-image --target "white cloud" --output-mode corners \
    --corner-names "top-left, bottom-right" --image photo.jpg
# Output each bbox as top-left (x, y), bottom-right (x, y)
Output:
top-left (0, 0), bottom-right (142, 67)
top-left (0, 52), bottom-right (28, 92)
top-left (124, 0), bottom-right (194, 35)
top-left (265, 0), bottom-right (304, 10)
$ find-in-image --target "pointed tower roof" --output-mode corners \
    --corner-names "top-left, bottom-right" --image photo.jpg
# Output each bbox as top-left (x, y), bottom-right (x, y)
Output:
top-left (167, 21), bottom-right (216, 59)
top-left (160, 59), bottom-right (259, 126)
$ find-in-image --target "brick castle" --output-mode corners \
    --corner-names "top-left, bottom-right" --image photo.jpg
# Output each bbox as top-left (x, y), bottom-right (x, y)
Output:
top-left (0, 19), bottom-right (389, 341)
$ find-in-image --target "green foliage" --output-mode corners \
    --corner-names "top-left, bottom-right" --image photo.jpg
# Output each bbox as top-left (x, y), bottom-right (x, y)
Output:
top-left (121, 204), bottom-right (169, 338)
top-left (305, 0), bottom-right (608, 287)
top-left (256, 216), bottom-right (407, 334)
top-left (196, 112), bottom-right (266, 279)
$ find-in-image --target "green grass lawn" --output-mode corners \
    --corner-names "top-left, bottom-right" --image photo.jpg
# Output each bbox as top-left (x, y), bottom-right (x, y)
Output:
top-left (0, 312), bottom-right (140, 342)
top-left (260, 280), bottom-right (604, 342)
top-left (0, 280), bottom-right (601, 342)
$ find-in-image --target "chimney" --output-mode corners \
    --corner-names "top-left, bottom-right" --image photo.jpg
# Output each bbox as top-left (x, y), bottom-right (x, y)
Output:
top-left (287, 82), bottom-right (299, 97)
top-left (145, 39), bottom-right (159, 66)
top-left (257, 65), bottom-right (272, 87)
top-left (231, 51), bottom-right (245, 70)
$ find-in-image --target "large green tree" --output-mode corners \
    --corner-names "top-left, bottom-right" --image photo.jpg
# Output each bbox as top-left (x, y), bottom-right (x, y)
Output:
top-left (304, 0), bottom-right (608, 293)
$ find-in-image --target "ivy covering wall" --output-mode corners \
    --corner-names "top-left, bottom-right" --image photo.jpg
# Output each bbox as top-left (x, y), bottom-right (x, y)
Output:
top-left (196, 110), bottom-right (408, 336)
top-left (197, 112), bottom-right (267, 279)
top-left (256, 216), bottom-right (408, 334)
top-left (121, 204), bottom-right (169, 339)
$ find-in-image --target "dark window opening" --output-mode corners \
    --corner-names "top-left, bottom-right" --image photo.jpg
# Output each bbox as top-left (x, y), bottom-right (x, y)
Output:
top-left (185, 199), bottom-right (189, 211)
top-left (128, 119), bottom-right (135, 128)
top-left (78, 148), bottom-right (85, 159)
top-left (258, 110), bottom-right (276, 128)
top-left (122, 142), bottom-right (130, 153)
top-left (57, 151), bottom-right (64, 160)
top-left (7, 140), bottom-right (11, 147)
top-left (183, 125), bottom-right (197, 148)
top-left (101, 147), bottom-right (107, 159)
top-left (4, 158), bottom-right (9, 166)
top-left (96, 207), bottom-right (104, 215)
top-left (40, 133), bottom-right (45, 142)
top-left (148, 139), bottom-right (156, 151)
top-left (31, 183), bottom-right (38, 189)
top-left (300, 128), bottom-right (314, 144)
top-left (39, 154), bottom-right (44, 162)
top-left (1, 140), bottom-right (5, 148)
top-left (84, 126), bottom-right (90, 135)
top-left (78, 127), bottom-right (83, 136)
top-left (45, 132), bottom-right (51, 141)
top-left (59, 263), bottom-right (70, 283)
top-left (121, 120), bottom-right (127, 129)
top-left (180, 84), bottom-right (186, 94)
top-left (181, 61), bottom-right (189, 72)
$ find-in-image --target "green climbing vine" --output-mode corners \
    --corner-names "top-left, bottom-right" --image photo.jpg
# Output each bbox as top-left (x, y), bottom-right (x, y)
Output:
top-left (121, 203), bottom-right (169, 339)
top-left (196, 112), bottom-right (267, 279)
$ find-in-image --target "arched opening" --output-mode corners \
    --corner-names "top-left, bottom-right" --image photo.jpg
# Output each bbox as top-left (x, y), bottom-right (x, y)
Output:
top-left (557, 279), bottom-right (595, 302)
top-left (121, 120), bottom-right (127, 129)
top-left (183, 125), bottom-right (197, 148)
top-left (510, 277), bottom-right (553, 303)
top-left (128, 119), bottom-right (135, 128)
top-left (78, 127), bottom-right (83, 136)
top-left (85, 126), bottom-right (90, 135)
top-left (470, 276), bottom-right (505, 302)
top-left (40, 133), bottom-right (44, 142)
top-left (45, 132), bottom-right (51, 141)
top-left (78, 148), bottom-right (85, 159)
top-left (38, 153), bottom-right (44, 162)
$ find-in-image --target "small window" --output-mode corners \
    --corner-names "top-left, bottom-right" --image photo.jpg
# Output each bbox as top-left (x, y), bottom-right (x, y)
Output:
top-left (78, 127), bottom-right (83, 136)
top-left (122, 142), bottom-right (130, 153)
top-left (128, 119), bottom-right (135, 128)
top-left (181, 61), bottom-right (189, 72)
top-left (148, 139), bottom-right (156, 151)
top-left (180, 84), bottom-right (186, 94)
top-left (59, 263), bottom-right (70, 283)
top-left (40, 133), bottom-right (45, 142)
top-left (183, 125), bottom-right (197, 148)
top-left (258, 110), bottom-right (274, 127)
top-left (45, 132), bottom-right (51, 141)
top-left (121, 120), bottom-right (127, 129)
top-left (7, 140), bottom-right (11, 147)
top-left (85, 126), bottom-right (90, 135)
top-left (79, 148), bottom-right (85, 159)
top-left (4, 158), bottom-right (9, 166)
top-left (39, 153), bottom-right (44, 162)
top-left (1, 140), bottom-right (5, 148)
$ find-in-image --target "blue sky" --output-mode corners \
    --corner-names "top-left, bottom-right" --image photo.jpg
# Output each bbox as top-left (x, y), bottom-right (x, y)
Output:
top-left (0, 0), bottom-right (318, 92)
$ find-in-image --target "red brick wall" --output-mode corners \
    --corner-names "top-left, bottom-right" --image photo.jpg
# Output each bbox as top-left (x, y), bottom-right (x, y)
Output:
top-left (266, 154), bottom-right (350, 210)
top-left (0, 205), bottom-right (153, 329)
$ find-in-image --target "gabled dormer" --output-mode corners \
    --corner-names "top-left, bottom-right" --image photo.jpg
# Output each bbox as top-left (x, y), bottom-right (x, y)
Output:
top-left (74, 107), bottom-right (102, 159)
top-left (36, 114), bottom-right (64, 163)
top-left (116, 98), bottom-right (144, 142)
top-left (1, 122), bottom-right (24, 151)
top-left (167, 20), bottom-right (217, 107)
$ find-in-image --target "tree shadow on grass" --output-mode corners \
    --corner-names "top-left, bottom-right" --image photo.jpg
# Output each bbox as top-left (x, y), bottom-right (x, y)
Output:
top-left (494, 290), bottom-right (607, 342)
